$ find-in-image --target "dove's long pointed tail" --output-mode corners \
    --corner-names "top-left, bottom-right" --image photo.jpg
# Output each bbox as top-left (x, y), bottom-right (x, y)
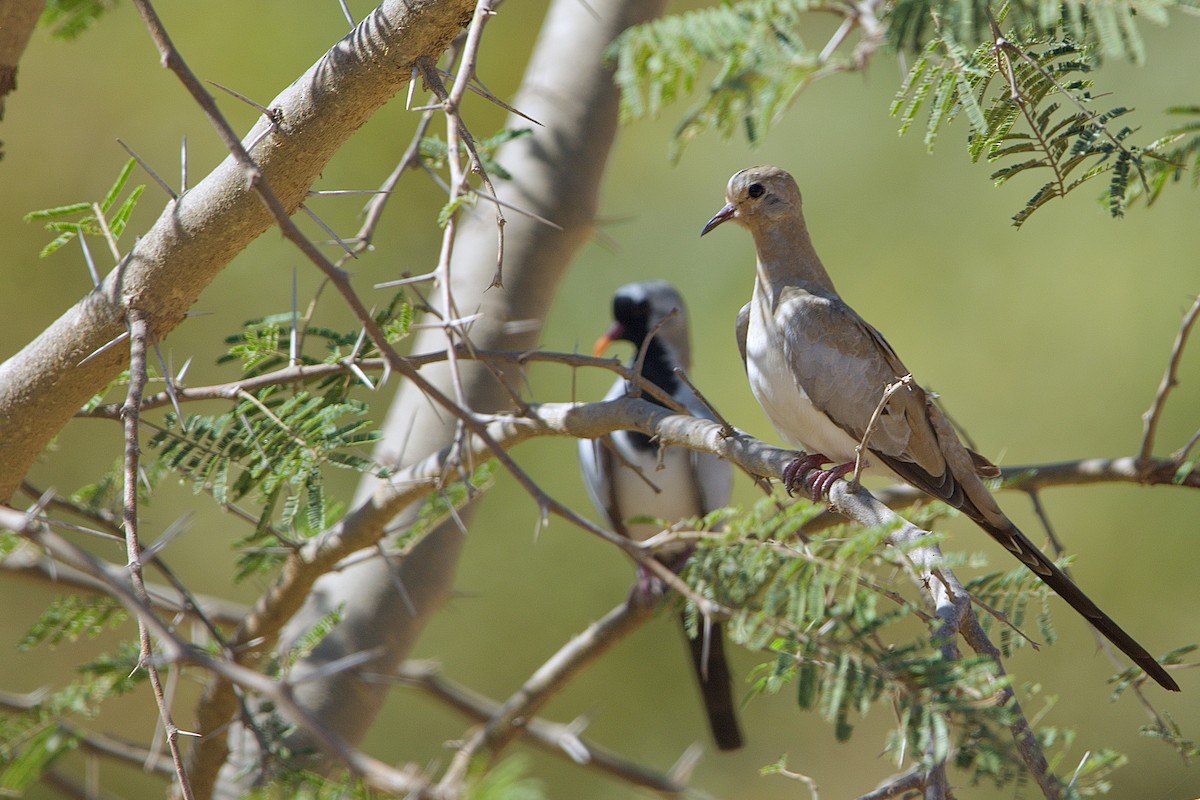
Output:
top-left (680, 613), bottom-right (744, 750)
top-left (970, 514), bottom-right (1179, 691)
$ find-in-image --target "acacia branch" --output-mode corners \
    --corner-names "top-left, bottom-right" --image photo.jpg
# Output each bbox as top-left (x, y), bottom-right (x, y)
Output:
top-left (0, 545), bottom-right (248, 627)
top-left (435, 601), bottom-right (657, 791)
top-left (9, 393), bottom-right (1162, 798)
top-left (387, 661), bottom-right (689, 794)
top-left (1138, 295), bottom-right (1200, 467)
top-left (0, 0), bottom-right (478, 503)
top-left (121, 311), bottom-right (194, 798)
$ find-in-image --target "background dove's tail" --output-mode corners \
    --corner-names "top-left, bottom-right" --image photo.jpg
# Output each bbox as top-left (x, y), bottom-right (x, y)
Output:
top-left (680, 615), bottom-right (744, 750)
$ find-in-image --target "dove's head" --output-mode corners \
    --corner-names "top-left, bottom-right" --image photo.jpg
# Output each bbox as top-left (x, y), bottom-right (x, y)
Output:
top-left (701, 166), bottom-right (803, 236)
top-left (592, 281), bottom-right (691, 369)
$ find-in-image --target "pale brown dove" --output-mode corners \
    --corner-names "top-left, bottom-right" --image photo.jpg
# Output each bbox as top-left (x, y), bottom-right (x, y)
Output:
top-left (579, 281), bottom-right (743, 749)
top-left (701, 165), bottom-right (1178, 691)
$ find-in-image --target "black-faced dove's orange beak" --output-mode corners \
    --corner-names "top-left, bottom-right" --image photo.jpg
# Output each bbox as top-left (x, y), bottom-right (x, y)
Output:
top-left (592, 321), bottom-right (625, 357)
top-left (701, 202), bottom-right (736, 236)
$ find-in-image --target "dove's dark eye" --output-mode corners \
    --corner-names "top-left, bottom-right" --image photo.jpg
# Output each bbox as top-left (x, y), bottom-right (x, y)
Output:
top-left (747, 183), bottom-right (765, 199)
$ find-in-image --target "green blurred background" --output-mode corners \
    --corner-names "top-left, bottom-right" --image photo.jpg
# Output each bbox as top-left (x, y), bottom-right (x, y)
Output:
top-left (2, 1), bottom-right (1199, 797)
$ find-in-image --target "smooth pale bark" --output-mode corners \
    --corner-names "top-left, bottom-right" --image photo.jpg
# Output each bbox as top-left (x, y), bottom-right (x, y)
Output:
top-left (0, 0), bottom-right (475, 503)
top-left (234, 0), bottom-right (668, 787)
top-left (0, 0), bottom-right (44, 129)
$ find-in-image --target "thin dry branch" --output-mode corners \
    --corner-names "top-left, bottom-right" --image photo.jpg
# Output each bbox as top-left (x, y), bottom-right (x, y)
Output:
top-left (436, 601), bottom-right (655, 790)
top-left (122, 311), bottom-right (195, 798)
top-left (387, 661), bottom-right (689, 794)
top-left (10, 391), bottom-right (1142, 798)
top-left (0, 544), bottom-right (248, 628)
top-left (79, 349), bottom-right (682, 419)
top-left (1138, 295), bottom-right (1200, 468)
top-left (120, 4), bottom-right (482, 792)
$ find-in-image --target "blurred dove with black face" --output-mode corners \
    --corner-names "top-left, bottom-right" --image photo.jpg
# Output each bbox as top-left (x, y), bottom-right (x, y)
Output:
top-left (579, 280), bottom-right (744, 749)
top-left (701, 166), bottom-right (1178, 691)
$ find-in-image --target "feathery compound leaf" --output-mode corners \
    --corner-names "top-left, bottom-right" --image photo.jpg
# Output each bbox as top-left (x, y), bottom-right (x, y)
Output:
top-left (687, 493), bottom-right (1097, 783)
top-left (1121, 106), bottom-right (1200, 208)
top-left (40, 0), bottom-right (119, 41)
top-left (896, 21), bottom-right (1158, 225)
top-left (610, 0), bottom-right (832, 160)
top-left (148, 388), bottom-right (380, 543)
top-left (19, 596), bottom-right (127, 650)
top-left (220, 295), bottom-right (412, 379)
top-left (23, 158), bottom-right (144, 257)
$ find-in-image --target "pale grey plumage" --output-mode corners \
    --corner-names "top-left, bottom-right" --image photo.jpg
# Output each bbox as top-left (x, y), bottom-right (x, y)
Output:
top-left (703, 166), bottom-right (1178, 692)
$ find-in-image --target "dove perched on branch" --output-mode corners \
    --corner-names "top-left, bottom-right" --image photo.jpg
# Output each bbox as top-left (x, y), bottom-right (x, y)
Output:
top-left (702, 166), bottom-right (1178, 692)
top-left (579, 280), bottom-right (744, 749)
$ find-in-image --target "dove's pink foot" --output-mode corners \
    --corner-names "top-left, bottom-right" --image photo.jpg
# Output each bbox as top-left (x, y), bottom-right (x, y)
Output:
top-left (806, 461), bottom-right (856, 499)
top-left (781, 453), bottom-right (828, 495)
top-left (782, 454), bottom-right (855, 500)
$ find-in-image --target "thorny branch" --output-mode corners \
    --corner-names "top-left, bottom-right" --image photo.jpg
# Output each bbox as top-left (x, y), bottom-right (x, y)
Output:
top-left (434, 601), bottom-right (655, 791)
top-left (18, 383), bottom-right (1197, 798)
top-left (1138, 294), bottom-right (1200, 468)
top-left (385, 661), bottom-right (690, 794)
top-left (121, 310), bottom-right (195, 798)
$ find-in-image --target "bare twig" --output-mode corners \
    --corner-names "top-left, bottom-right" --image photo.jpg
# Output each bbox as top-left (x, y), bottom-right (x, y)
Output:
top-left (118, 137), bottom-right (178, 200)
top-left (123, 311), bottom-right (195, 798)
top-left (856, 767), bottom-right (925, 800)
top-left (435, 601), bottom-right (654, 791)
top-left (1138, 295), bottom-right (1200, 468)
top-left (415, 0), bottom-right (508, 288)
top-left (629, 307), bottom-right (678, 400)
top-left (0, 544), bottom-right (248, 628)
top-left (79, 348), bottom-right (684, 420)
top-left (673, 366), bottom-right (735, 438)
top-left (851, 374), bottom-right (912, 486)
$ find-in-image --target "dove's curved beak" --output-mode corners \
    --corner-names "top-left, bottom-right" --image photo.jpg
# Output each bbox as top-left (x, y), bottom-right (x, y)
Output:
top-left (592, 321), bottom-right (625, 357)
top-left (701, 203), bottom-right (736, 236)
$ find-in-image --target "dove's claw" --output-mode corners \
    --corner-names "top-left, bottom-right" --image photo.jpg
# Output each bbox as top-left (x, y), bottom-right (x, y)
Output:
top-left (781, 453), bottom-right (829, 495)
top-left (805, 461), bottom-right (856, 500)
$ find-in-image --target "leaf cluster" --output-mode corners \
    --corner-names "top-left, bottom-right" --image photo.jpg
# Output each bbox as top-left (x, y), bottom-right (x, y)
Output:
top-left (679, 496), bottom-right (1108, 792)
top-left (1121, 106), bottom-right (1200, 209)
top-left (220, 290), bottom-right (414, 381)
top-left (18, 595), bottom-right (127, 651)
top-left (611, 0), bottom-right (1200, 220)
top-left (149, 388), bottom-right (379, 544)
top-left (24, 158), bottom-right (144, 257)
top-left (609, 0), bottom-right (828, 160)
top-left (1, 642), bottom-right (143, 795)
top-left (40, 0), bottom-right (120, 41)
top-left (893, 22), bottom-right (1152, 225)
